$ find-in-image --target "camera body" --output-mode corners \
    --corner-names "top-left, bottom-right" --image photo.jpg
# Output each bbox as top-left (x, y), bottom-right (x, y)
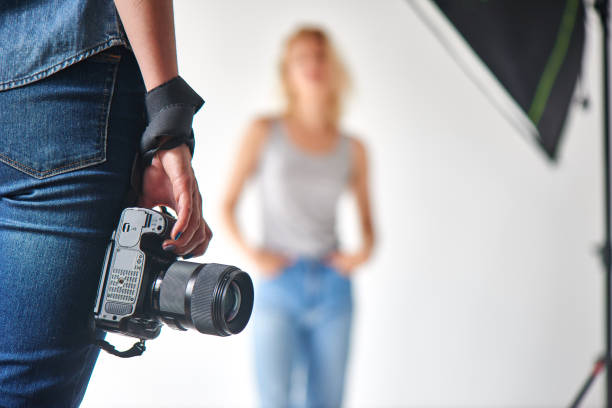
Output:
top-left (94, 207), bottom-right (253, 340)
top-left (94, 207), bottom-right (178, 339)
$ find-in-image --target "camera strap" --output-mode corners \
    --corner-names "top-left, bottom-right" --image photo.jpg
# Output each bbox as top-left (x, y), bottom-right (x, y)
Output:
top-left (122, 76), bottom-right (203, 207)
top-left (95, 338), bottom-right (147, 358)
top-left (141, 76), bottom-right (204, 166)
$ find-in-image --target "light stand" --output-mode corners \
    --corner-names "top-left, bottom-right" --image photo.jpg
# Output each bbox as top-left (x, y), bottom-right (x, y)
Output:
top-left (570, 0), bottom-right (612, 406)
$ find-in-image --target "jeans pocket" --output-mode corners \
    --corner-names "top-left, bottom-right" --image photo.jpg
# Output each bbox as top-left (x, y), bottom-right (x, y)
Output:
top-left (0, 49), bottom-right (121, 179)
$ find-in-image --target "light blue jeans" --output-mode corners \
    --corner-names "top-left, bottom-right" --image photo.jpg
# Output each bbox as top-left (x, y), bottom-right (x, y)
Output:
top-left (0, 47), bottom-right (145, 407)
top-left (254, 258), bottom-right (353, 408)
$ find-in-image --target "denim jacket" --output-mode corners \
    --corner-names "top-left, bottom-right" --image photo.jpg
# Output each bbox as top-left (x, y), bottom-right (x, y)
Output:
top-left (0, 0), bottom-right (127, 91)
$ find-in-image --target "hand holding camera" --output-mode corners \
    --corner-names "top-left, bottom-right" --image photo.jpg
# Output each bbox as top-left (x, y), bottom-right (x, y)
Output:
top-left (91, 78), bottom-right (254, 357)
top-left (140, 144), bottom-right (212, 257)
top-left (137, 76), bottom-right (210, 258)
top-left (93, 207), bottom-right (254, 356)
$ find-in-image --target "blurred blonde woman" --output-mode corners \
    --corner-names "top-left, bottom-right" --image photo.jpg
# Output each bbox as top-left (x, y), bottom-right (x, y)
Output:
top-left (222, 26), bottom-right (374, 408)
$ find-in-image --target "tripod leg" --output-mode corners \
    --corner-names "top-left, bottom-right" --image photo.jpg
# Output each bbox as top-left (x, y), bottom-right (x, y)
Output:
top-left (569, 356), bottom-right (607, 408)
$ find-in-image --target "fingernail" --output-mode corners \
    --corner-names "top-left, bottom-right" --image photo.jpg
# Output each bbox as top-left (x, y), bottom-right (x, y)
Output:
top-left (163, 245), bottom-right (176, 252)
top-left (174, 231), bottom-right (182, 240)
top-left (183, 254), bottom-right (194, 259)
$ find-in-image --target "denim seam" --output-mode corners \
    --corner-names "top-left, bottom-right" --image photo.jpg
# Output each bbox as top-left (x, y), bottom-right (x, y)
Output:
top-left (0, 57), bottom-right (121, 179)
top-left (0, 154), bottom-right (106, 179)
top-left (99, 57), bottom-right (121, 171)
top-left (0, 37), bottom-right (126, 91)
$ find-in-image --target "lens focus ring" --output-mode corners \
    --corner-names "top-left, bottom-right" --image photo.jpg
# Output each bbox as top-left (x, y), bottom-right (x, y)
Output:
top-left (157, 261), bottom-right (254, 336)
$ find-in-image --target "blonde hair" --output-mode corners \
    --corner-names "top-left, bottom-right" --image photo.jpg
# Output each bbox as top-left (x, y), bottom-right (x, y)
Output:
top-left (279, 26), bottom-right (351, 124)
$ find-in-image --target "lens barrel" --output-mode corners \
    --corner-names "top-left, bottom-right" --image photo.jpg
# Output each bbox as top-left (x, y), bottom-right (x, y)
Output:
top-left (154, 261), bottom-right (254, 336)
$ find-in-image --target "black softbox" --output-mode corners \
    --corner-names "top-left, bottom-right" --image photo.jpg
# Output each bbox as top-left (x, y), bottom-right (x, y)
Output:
top-left (409, 0), bottom-right (612, 406)
top-left (431, 0), bottom-right (586, 160)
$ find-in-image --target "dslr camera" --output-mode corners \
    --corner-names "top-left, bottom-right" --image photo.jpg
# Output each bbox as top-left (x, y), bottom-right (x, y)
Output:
top-left (93, 207), bottom-right (254, 343)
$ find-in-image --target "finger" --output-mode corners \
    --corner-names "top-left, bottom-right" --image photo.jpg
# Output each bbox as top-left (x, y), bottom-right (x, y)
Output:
top-left (162, 196), bottom-right (195, 252)
top-left (184, 220), bottom-right (213, 258)
top-left (181, 221), bottom-right (210, 257)
top-left (193, 219), bottom-right (212, 256)
top-left (161, 193), bottom-right (192, 251)
top-left (174, 216), bottom-right (202, 254)
top-left (171, 176), bottom-right (193, 240)
top-left (172, 182), bottom-right (202, 252)
top-left (186, 232), bottom-right (210, 258)
top-left (203, 220), bottom-right (212, 250)
top-left (157, 146), bottom-right (194, 239)
top-left (181, 180), bottom-right (210, 255)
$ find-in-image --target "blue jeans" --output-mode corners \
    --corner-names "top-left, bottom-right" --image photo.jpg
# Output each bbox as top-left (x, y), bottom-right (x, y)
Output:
top-left (254, 258), bottom-right (353, 408)
top-left (0, 47), bottom-right (145, 407)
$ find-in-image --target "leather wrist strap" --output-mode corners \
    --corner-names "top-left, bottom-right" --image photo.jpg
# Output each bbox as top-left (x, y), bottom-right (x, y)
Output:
top-left (140, 76), bottom-right (204, 166)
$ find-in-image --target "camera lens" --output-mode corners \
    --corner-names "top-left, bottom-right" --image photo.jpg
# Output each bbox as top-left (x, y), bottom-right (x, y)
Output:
top-left (223, 281), bottom-right (241, 322)
top-left (154, 261), bottom-right (254, 336)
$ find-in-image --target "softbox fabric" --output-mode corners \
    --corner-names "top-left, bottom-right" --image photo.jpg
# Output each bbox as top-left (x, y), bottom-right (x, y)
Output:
top-left (432, 0), bottom-right (586, 160)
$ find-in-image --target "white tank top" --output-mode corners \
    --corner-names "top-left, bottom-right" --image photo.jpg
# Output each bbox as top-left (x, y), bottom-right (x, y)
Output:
top-left (257, 119), bottom-right (351, 259)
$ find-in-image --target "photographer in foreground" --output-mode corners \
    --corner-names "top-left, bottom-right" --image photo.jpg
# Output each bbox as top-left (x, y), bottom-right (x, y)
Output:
top-left (0, 1), bottom-right (210, 406)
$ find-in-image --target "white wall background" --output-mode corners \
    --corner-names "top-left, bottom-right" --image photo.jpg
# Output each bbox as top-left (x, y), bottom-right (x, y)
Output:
top-left (84, 0), bottom-right (607, 406)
